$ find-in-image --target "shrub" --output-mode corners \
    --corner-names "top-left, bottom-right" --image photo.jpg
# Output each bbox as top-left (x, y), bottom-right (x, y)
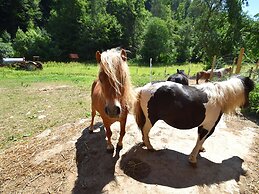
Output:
top-left (248, 83), bottom-right (259, 115)
top-left (13, 27), bottom-right (61, 61)
top-left (0, 32), bottom-right (14, 58)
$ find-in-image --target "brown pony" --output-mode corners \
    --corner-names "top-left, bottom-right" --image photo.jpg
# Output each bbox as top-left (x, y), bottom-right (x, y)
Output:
top-left (196, 67), bottom-right (232, 84)
top-left (89, 48), bottom-right (135, 153)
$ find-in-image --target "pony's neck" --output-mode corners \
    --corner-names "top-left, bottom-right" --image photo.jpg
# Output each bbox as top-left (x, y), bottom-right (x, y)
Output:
top-left (215, 78), bottom-right (245, 113)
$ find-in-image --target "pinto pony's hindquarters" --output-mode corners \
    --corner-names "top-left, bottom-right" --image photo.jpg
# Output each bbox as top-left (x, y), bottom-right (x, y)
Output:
top-left (134, 76), bottom-right (254, 166)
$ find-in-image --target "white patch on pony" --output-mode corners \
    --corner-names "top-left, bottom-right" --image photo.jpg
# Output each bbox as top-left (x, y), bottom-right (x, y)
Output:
top-left (201, 104), bottom-right (221, 130)
top-left (139, 81), bottom-right (183, 149)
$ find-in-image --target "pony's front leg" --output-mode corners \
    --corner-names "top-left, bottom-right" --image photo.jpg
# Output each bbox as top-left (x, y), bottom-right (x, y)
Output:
top-left (117, 115), bottom-right (127, 150)
top-left (104, 124), bottom-right (114, 153)
top-left (189, 128), bottom-right (207, 167)
top-left (189, 113), bottom-right (222, 166)
top-left (89, 109), bottom-right (96, 133)
top-left (142, 120), bottom-right (154, 150)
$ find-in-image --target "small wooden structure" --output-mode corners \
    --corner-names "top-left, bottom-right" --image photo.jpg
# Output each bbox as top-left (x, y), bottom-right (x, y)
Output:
top-left (69, 53), bottom-right (79, 61)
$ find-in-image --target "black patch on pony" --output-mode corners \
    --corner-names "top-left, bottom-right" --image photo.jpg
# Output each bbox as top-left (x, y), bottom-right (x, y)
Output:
top-left (147, 84), bottom-right (208, 129)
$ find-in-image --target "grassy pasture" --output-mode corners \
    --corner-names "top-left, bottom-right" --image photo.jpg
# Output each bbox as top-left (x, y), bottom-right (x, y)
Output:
top-left (0, 61), bottom-right (255, 150)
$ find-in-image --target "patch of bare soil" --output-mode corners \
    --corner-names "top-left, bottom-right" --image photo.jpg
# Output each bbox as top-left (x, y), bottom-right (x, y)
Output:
top-left (0, 113), bottom-right (258, 194)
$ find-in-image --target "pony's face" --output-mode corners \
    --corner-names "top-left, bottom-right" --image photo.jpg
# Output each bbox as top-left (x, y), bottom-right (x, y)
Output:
top-left (240, 76), bottom-right (255, 108)
top-left (96, 49), bottom-right (127, 118)
top-left (225, 67), bottom-right (232, 73)
top-left (177, 69), bottom-right (186, 76)
top-left (98, 70), bottom-right (122, 117)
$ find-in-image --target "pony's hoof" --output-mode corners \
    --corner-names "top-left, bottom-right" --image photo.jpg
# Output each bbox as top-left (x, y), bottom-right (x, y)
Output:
top-left (116, 144), bottom-right (123, 150)
top-left (106, 148), bottom-right (114, 154)
top-left (189, 161), bottom-right (197, 168)
top-left (148, 148), bottom-right (155, 152)
top-left (106, 144), bottom-right (114, 153)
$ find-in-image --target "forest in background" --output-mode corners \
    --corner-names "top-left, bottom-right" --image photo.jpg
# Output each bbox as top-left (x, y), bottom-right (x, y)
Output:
top-left (0, 0), bottom-right (258, 65)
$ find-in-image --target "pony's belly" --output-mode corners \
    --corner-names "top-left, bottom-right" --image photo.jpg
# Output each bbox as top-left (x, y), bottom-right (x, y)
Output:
top-left (160, 107), bottom-right (205, 129)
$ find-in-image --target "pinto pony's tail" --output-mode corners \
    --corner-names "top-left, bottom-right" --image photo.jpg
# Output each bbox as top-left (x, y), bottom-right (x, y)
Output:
top-left (133, 88), bottom-right (146, 131)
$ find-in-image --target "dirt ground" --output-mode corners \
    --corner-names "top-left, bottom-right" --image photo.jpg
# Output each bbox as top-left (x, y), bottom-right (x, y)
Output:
top-left (0, 110), bottom-right (258, 194)
top-left (0, 78), bottom-right (258, 194)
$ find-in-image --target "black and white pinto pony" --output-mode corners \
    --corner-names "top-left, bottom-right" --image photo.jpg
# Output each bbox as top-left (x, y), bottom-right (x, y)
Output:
top-left (167, 69), bottom-right (189, 85)
top-left (134, 76), bottom-right (254, 166)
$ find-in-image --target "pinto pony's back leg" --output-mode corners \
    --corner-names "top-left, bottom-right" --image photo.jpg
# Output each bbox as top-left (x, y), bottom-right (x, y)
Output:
top-left (189, 113), bottom-right (223, 166)
top-left (134, 90), bottom-right (151, 147)
top-left (142, 121), bottom-right (154, 150)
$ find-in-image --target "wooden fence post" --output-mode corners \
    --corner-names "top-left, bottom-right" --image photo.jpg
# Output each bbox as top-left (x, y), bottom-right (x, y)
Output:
top-left (230, 57), bottom-right (236, 76)
top-left (249, 67), bottom-right (253, 78)
top-left (150, 58), bottom-right (152, 83)
top-left (235, 47), bottom-right (245, 74)
top-left (209, 55), bottom-right (216, 80)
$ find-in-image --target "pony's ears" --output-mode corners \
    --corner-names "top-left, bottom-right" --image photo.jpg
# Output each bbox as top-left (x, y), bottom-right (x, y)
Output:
top-left (96, 49), bottom-right (127, 62)
top-left (96, 51), bottom-right (101, 63)
top-left (121, 49), bottom-right (127, 61)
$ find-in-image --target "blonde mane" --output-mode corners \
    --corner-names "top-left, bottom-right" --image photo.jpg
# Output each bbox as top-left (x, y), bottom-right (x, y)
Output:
top-left (196, 77), bottom-right (246, 113)
top-left (99, 48), bottom-right (136, 110)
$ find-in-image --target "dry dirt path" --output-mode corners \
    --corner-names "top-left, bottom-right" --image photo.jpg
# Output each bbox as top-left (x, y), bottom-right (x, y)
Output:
top-left (0, 113), bottom-right (258, 194)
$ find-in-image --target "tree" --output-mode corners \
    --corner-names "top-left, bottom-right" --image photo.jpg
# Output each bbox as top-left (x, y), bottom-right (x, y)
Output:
top-left (141, 17), bottom-right (176, 63)
top-left (222, 0), bottom-right (243, 57)
top-left (107, 0), bottom-right (150, 56)
top-left (77, 0), bottom-right (123, 59)
top-left (0, 31), bottom-right (14, 58)
top-left (39, 0), bottom-right (55, 27)
top-left (242, 16), bottom-right (259, 60)
top-left (0, 0), bottom-right (42, 38)
top-left (47, 0), bottom-right (88, 59)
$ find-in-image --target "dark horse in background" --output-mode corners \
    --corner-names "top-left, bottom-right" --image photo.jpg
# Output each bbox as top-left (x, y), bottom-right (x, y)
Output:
top-left (167, 69), bottom-right (189, 85)
top-left (134, 76), bottom-right (254, 166)
top-left (90, 48), bottom-right (135, 152)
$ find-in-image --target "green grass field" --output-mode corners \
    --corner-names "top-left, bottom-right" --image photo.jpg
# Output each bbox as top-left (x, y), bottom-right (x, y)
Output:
top-left (0, 61), bottom-right (256, 150)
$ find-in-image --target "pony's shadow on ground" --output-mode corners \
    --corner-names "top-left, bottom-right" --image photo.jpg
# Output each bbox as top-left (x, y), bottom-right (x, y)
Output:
top-left (120, 144), bottom-right (246, 188)
top-left (73, 122), bottom-right (120, 194)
